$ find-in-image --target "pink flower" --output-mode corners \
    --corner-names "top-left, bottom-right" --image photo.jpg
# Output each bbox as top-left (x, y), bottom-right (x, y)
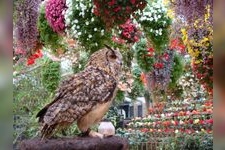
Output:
top-left (112, 36), bottom-right (126, 44)
top-left (45, 0), bottom-right (67, 33)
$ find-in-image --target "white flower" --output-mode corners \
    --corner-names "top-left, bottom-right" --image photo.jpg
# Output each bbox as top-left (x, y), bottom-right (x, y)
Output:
top-left (154, 4), bottom-right (160, 9)
top-left (79, 3), bottom-right (85, 9)
top-left (95, 43), bottom-right (98, 46)
top-left (88, 34), bottom-right (92, 38)
top-left (85, 21), bottom-right (89, 25)
top-left (91, 18), bottom-right (95, 22)
top-left (74, 19), bottom-right (78, 24)
top-left (158, 15), bottom-right (161, 19)
top-left (75, 5), bottom-right (79, 10)
top-left (79, 12), bottom-right (84, 16)
top-left (149, 17), bottom-right (153, 21)
top-left (91, 8), bottom-right (94, 13)
top-left (78, 32), bottom-right (82, 35)
top-left (94, 28), bottom-right (97, 31)
top-left (154, 15), bottom-right (157, 20)
top-left (76, 25), bottom-right (80, 29)
top-left (65, 18), bottom-right (70, 25)
top-left (101, 29), bottom-right (104, 35)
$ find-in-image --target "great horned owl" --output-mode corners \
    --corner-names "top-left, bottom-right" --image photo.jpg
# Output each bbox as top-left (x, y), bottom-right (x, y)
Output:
top-left (36, 45), bottom-right (123, 138)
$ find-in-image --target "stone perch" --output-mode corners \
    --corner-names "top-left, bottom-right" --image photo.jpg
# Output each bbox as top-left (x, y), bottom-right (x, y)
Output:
top-left (19, 136), bottom-right (129, 150)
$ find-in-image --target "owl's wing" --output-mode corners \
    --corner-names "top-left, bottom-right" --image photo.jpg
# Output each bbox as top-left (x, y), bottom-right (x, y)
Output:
top-left (36, 67), bottom-right (117, 137)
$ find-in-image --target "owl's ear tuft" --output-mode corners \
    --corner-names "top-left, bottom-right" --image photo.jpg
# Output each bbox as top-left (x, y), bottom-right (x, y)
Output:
top-left (104, 44), bottom-right (113, 51)
top-left (104, 44), bottom-right (117, 59)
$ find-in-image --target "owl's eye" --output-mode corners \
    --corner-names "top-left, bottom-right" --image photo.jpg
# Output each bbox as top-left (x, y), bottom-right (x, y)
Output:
top-left (109, 54), bottom-right (117, 59)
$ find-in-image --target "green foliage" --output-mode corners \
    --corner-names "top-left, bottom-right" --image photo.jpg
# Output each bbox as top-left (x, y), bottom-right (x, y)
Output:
top-left (115, 90), bottom-right (125, 103)
top-left (121, 48), bottom-right (135, 70)
top-left (159, 133), bottom-right (213, 150)
top-left (66, 0), bottom-right (112, 53)
top-left (116, 129), bottom-right (150, 145)
top-left (13, 68), bottom-right (50, 146)
top-left (72, 51), bottom-right (90, 73)
top-left (169, 54), bottom-right (184, 88)
top-left (37, 4), bottom-right (65, 53)
top-left (134, 38), bottom-right (155, 72)
top-left (41, 58), bottom-right (61, 93)
top-left (138, 1), bottom-right (172, 53)
top-left (105, 107), bottom-right (122, 128)
top-left (129, 65), bottom-right (145, 99)
top-left (199, 134), bottom-right (213, 150)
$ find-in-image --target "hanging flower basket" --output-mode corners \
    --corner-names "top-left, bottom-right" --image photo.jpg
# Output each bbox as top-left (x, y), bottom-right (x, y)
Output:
top-left (92, 0), bottom-right (147, 28)
top-left (45, 0), bottom-right (67, 34)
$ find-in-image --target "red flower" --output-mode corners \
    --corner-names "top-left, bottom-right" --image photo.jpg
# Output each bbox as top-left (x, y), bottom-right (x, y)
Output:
top-left (148, 48), bottom-right (154, 53)
top-left (122, 31), bottom-right (131, 38)
top-left (206, 119), bottom-right (213, 124)
top-left (170, 39), bottom-right (186, 53)
top-left (170, 39), bottom-right (179, 49)
top-left (177, 44), bottom-right (185, 53)
top-left (26, 49), bottom-right (43, 66)
top-left (37, 49), bottom-right (43, 57)
top-left (147, 48), bottom-right (154, 57)
top-left (189, 119), bottom-right (193, 124)
top-left (27, 58), bottom-right (35, 66)
top-left (163, 53), bottom-right (169, 60)
top-left (108, 0), bottom-right (115, 6)
top-left (93, 8), bottom-right (100, 16)
top-left (126, 6), bottom-right (132, 13)
top-left (104, 10), bottom-right (110, 15)
top-left (130, 0), bottom-right (136, 4)
top-left (154, 63), bottom-right (164, 69)
top-left (114, 6), bottom-right (121, 12)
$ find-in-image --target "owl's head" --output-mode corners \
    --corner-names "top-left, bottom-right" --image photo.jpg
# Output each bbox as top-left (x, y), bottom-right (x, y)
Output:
top-left (86, 45), bottom-right (123, 80)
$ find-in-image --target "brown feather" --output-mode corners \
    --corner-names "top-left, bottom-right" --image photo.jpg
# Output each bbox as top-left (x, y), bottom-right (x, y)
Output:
top-left (41, 123), bottom-right (57, 139)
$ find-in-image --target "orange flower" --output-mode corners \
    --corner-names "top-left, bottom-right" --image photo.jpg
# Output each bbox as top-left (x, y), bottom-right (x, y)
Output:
top-left (140, 72), bottom-right (147, 85)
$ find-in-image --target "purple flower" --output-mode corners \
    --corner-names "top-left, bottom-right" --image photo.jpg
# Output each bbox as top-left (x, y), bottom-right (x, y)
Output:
top-left (15, 0), bottom-right (41, 56)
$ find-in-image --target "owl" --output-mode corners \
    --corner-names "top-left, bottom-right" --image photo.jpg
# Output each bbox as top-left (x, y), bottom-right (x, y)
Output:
top-left (36, 45), bottom-right (123, 138)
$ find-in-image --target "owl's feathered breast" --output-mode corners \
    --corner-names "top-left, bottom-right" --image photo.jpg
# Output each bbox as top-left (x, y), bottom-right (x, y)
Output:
top-left (37, 66), bottom-right (118, 127)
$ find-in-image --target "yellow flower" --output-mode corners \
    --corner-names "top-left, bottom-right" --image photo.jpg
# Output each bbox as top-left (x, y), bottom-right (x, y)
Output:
top-left (167, 9), bottom-right (174, 19)
top-left (194, 119), bottom-right (200, 124)
top-left (181, 28), bottom-right (187, 35)
top-left (194, 60), bottom-right (201, 64)
top-left (201, 37), bottom-right (209, 43)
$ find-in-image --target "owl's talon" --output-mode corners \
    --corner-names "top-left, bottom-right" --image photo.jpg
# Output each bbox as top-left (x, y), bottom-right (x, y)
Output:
top-left (89, 131), bottom-right (104, 139)
top-left (103, 134), bottom-right (113, 138)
